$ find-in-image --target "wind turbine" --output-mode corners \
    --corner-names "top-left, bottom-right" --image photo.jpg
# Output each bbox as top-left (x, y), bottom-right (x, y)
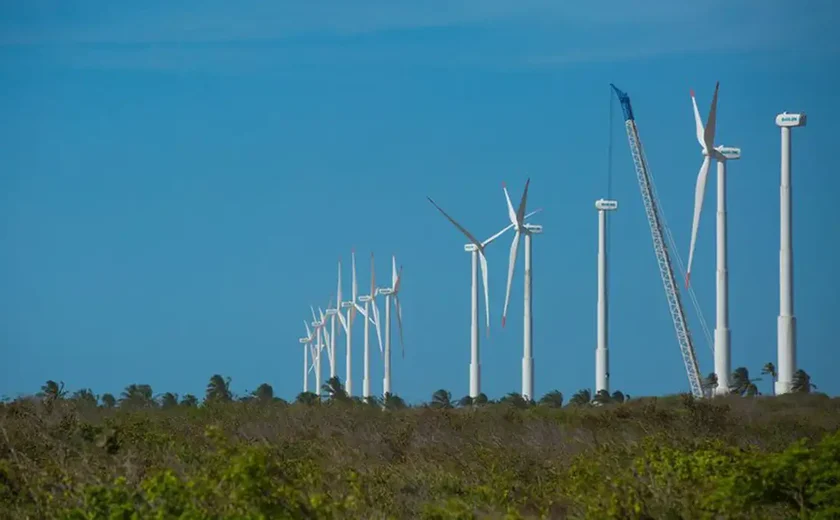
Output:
top-left (358, 253), bottom-right (384, 401)
top-left (595, 199), bottom-right (618, 394)
top-left (686, 82), bottom-right (741, 396)
top-left (300, 321), bottom-right (314, 393)
top-left (309, 306), bottom-right (328, 394)
top-left (427, 196), bottom-right (541, 398)
top-left (775, 111), bottom-right (807, 395)
top-left (324, 297), bottom-right (339, 379)
top-left (375, 256), bottom-right (404, 397)
top-left (501, 179), bottom-right (543, 401)
top-left (336, 251), bottom-right (374, 397)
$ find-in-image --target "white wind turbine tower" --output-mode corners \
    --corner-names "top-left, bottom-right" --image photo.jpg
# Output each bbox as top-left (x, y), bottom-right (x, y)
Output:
top-left (375, 256), bottom-right (404, 397)
top-left (427, 196), bottom-right (542, 398)
top-left (300, 321), bottom-right (315, 393)
top-left (686, 82), bottom-right (742, 396)
top-left (324, 298), bottom-right (339, 380)
top-left (595, 199), bottom-right (618, 394)
top-left (775, 111), bottom-right (806, 395)
top-left (309, 306), bottom-right (328, 394)
top-left (501, 179), bottom-right (543, 401)
top-left (358, 253), bottom-right (384, 401)
top-left (336, 251), bottom-right (373, 396)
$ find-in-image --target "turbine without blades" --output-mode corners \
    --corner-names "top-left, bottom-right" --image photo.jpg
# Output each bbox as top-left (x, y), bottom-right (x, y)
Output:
top-left (427, 195), bottom-right (541, 398)
top-left (500, 178), bottom-right (543, 401)
top-left (686, 82), bottom-right (719, 289)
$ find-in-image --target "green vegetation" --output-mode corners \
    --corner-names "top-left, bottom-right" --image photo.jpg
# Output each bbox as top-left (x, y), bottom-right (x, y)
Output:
top-left (1, 367), bottom-right (837, 519)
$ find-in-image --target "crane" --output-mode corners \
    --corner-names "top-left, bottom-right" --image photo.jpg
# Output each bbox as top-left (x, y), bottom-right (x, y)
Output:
top-left (610, 84), bottom-right (704, 398)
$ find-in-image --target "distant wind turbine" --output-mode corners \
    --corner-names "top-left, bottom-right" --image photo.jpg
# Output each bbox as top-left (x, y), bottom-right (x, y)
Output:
top-left (358, 253), bottom-right (384, 401)
top-left (375, 256), bottom-right (404, 396)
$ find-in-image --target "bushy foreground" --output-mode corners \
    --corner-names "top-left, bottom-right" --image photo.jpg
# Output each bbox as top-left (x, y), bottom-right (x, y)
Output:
top-left (1, 393), bottom-right (839, 519)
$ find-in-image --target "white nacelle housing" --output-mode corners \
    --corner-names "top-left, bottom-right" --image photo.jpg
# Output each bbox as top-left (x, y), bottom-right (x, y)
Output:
top-left (464, 243), bottom-right (478, 252)
top-left (717, 146), bottom-right (741, 160)
top-left (299, 337), bottom-right (309, 343)
top-left (357, 295), bottom-right (371, 303)
top-left (340, 301), bottom-right (353, 308)
top-left (595, 199), bottom-right (618, 211)
top-left (776, 113), bottom-right (806, 127)
top-left (524, 223), bottom-right (543, 233)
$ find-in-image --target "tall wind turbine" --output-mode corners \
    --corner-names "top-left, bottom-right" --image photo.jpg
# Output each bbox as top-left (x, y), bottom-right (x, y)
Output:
top-left (595, 199), bottom-right (618, 394)
top-left (309, 306), bottom-right (328, 394)
top-left (501, 179), bottom-right (543, 401)
top-left (775, 111), bottom-right (807, 395)
top-left (300, 321), bottom-right (314, 393)
top-left (337, 251), bottom-right (373, 396)
top-left (427, 196), bottom-right (541, 398)
top-left (687, 83), bottom-right (742, 396)
top-left (324, 298), bottom-right (339, 379)
top-left (358, 253), bottom-right (384, 401)
top-left (376, 256), bottom-right (404, 396)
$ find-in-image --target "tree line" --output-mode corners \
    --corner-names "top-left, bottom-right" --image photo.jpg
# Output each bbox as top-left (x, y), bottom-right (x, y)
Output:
top-left (28, 362), bottom-right (816, 411)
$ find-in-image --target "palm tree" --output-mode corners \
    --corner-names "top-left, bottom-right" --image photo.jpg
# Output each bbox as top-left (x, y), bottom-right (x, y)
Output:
top-left (792, 369), bottom-right (817, 393)
top-left (71, 388), bottom-right (98, 408)
top-left (538, 390), bottom-right (564, 408)
top-left (205, 374), bottom-right (233, 403)
top-left (321, 376), bottom-right (349, 402)
top-left (729, 367), bottom-right (761, 397)
top-left (592, 389), bottom-right (612, 406)
top-left (702, 372), bottom-right (719, 397)
top-left (761, 362), bottom-right (777, 395)
top-left (569, 389), bottom-right (592, 406)
top-left (38, 380), bottom-right (66, 402)
top-left (430, 389), bottom-right (453, 409)
top-left (100, 393), bottom-right (117, 408)
top-left (295, 391), bottom-right (320, 405)
top-left (252, 383), bottom-right (274, 403)
top-left (610, 390), bottom-right (626, 404)
top-left (158, 392), bottom-right (179, 409)
top-left (383, 392), bottom-right (406, 410)
top-left (120, 384), bottom-right (155, 408)
top-left (180, 394), bottom-right (199, 407)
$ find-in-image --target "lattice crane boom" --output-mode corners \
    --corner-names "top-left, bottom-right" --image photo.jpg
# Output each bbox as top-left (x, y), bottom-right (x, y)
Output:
top-left (610, 84), bottom-right (704, 398)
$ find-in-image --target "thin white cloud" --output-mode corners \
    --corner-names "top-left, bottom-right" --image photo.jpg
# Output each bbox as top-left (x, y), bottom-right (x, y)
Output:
top-left (1, 0), bottom-right (836, 70)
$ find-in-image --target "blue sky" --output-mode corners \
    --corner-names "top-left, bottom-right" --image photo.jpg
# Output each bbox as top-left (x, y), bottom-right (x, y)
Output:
top-left (2, 0), bottom-right (838, 403)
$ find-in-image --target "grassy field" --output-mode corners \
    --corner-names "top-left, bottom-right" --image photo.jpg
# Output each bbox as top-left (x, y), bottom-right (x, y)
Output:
top-left (1, 383), bottom-right (838, 519)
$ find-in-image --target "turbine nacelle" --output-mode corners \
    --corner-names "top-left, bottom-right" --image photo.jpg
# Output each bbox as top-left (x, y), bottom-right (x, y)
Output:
top-left (524, 223), bottom-right (543, 234)
top-left (595, 199), bottom-right (619, 211)
top-left (358, 295), bottom-right (372, 303)
top-left (340, 301), bottom-right (354, 309)
top-left (715, 146), bottom-right (741, 161)
top-left (464, 243), bottom-right (479, 252)
top-left (776, 112), bottom-right (806, 128)
top-left (325, 309), bottom-right (339, 316)
top-left (377, 287), bottom-right (394, 296)
top-left (299, 337), bottom-right (309, 343)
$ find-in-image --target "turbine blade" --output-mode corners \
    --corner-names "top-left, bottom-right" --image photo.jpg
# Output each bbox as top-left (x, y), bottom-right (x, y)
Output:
top-left (704, 82), bottom-right (719, 151)
top-left (503, 183), bottom-right (518, 225)
top-left (393, 264), bottom-right (403, 293)
top-left (337, 308), bottom-right (348, 333)
top-left (502, 230), bottom-right (521, 327)
top-left (370, 252), bottom-right (376, 299)
top-left (691, 89), bottom-right (706, 150)
top-left (394, 295), bottom-right (405, 358)
top-left (354, 302), bottom-right (368, 319)
top-left (427, 196), bottom-right (484, 248)
top-left (371, 299), bottom-right (384, 354)
top-left (392, 255), bottom-right (398, 288)
top-left (310, 305), bottom-right (318, 323)
top-left (478, 250), bottom-right (491, 336)
top-left (337, 260), bottom-right (343, 307)
top-left (515, 178), bottom-right (531, 225)
top-left (351, 250), bottom-right (358, 320)
top-left (686, 155), bottom-right (711, 287)
top-left (304, 320), bottom-right (312, 340)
